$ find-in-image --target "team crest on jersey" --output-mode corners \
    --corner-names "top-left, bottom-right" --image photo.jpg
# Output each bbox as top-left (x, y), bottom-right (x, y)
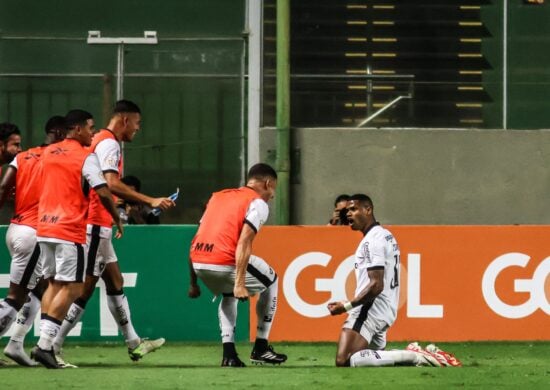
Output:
top-left (104, 154), bottom-right (118, 168)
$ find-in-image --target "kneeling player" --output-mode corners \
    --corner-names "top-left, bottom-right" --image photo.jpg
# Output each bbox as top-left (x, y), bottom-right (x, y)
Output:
top-left (327, 194), bottom-right (461, 367)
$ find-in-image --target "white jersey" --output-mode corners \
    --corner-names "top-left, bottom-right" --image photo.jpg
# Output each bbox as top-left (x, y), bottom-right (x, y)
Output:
top-left (244, 198), bottom-right (269, 233)
top-left (87, 137), bottom-right (120, 238)
top-left (352, 223), bottom-right (400, 325)
top-left (95, 138), bottom-right (121, 174)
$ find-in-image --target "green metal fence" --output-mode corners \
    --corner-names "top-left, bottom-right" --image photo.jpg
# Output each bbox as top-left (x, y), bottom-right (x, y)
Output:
top-left (0, 0), bottom-right (247, 224)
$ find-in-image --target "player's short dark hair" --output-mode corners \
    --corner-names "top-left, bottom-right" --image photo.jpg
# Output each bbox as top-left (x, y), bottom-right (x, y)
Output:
top-left (349, 193), bottom-right (373, 208)
top-left (334, 194), bottom-right (350, 206)
top-left (247, 163), bottom-right (277, 181)
top-left (65, 109), bottom-right (93, 129)
top-left (113, 100), bottom-right (141, 115)
top-left (0, 122), bottom-right (21, 142)
top-left (45, 115), bottom-right (67, 134)
top-left (121, 175), bottom-right (142, 192)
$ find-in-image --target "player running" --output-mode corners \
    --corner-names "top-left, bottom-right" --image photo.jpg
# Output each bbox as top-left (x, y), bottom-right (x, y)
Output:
top-left (0, 116), bottom-right (67, 366)
top-left (31, 109), bottom-right (123, 369)
top-left (52, 100), bottom-right (174, 368)
top-left (328, 194), bottom-right (461, 367)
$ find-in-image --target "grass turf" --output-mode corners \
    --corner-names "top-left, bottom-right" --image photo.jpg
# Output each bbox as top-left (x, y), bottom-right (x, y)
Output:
top-left (1, 342), bottom-right (549, 389)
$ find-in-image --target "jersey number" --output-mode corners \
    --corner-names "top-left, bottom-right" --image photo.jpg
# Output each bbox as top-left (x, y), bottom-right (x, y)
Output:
top-left (390, 254), bottom-right (400, 289)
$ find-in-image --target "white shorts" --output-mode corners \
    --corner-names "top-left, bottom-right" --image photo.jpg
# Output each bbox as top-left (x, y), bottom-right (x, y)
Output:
top-left (39, 241), bottom-right (87, 283)
top-left (86, 225), bottom-right (118, 277)
top-left (6, 224), bottom-right (42, 290)
top-left (193, 255), bottom-right (277, 296)
top-left (343, 306), bottom-right (390, 350)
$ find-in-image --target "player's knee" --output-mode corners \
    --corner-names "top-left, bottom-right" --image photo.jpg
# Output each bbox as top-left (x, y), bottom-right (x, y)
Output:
top-left (79, 276), bottom-right (99, 301)
top-left (32, 279), bottom-right (48, 299)
top-left (6, 295), bottom-right (25, 311)
top-left (272, 274), bottom-right (279, 289)
top-left (102, 272), bottom-right (123, 292)
top-left (112, 274), bottom-right (124, 291)
top-left (105, 274), bottom-right (124, 295)
top-left (335, 354), bottom-right (351, 367)
top-left (79, 286), bottom-right (94, 302)
top-left (64, 283), bottom-right (85, 302)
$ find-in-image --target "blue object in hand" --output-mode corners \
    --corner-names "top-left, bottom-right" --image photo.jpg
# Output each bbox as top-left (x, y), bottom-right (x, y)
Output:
top-left (152, 188), bottom-right (179, 216)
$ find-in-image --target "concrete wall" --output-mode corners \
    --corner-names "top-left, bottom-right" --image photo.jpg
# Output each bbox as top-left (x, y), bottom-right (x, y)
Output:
top-left (261, 128), bottom-right (550, 225)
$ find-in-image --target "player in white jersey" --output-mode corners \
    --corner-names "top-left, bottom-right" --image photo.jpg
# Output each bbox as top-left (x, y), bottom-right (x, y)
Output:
top-left (51, 101), bottom-right (174, 368)
top-left (328, 194), bottom-right (461, 368)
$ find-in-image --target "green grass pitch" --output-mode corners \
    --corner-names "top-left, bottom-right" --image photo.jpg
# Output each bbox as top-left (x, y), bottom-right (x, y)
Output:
top-left (1, 342), bottom-right (549, 389)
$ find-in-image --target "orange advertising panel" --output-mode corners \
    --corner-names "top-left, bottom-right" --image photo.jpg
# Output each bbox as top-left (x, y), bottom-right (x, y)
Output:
top-left (250, 226), bottom-right (550, 342)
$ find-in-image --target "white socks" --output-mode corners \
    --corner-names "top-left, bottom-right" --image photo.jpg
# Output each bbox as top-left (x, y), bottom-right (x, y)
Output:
top-left (37, 316), bottom-right (61, 350)
top-left (255, 282), bottom-right (278, 340)
top-left (53, 302), bottom-right (85, 353)
top-left (218, 282), bottom-right (278, 344)
top-left (218, 296), bottom-right (238, 343)
top-left (52, 292), bottom-right (141, 351)
top-left (107, 293), bottom-right (140, 349)
top-left (350, 349), bottom-right (420, 367)
top-left (0, 299), bottom-right (18, 337)
top-left (9, 293), bottom-right (41, 343)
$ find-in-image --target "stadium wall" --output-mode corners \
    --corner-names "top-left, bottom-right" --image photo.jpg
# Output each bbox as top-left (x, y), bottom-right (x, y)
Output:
top-left (1, 225), bottom-right (546, 343)
top-left (260, 127), bottom-right (550, 225)
top-left (0, 225), bottom-right (250, 342)
top-left (251, 226), bottom-right (550, 342)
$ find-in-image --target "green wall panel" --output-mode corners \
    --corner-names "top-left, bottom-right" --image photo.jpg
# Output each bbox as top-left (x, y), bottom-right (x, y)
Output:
top-left (0, 0), bottom-right (244, 37)
top-left (0, 225), bottom-right (250, 342)
top-left (507, 2), bottom-right (550, 129)
top-left (0, 2), bottom-right (246, 223)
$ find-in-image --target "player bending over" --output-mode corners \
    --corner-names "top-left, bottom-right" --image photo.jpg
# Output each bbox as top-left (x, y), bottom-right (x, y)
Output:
top-left (189, 163), bottom-right (286, 367)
